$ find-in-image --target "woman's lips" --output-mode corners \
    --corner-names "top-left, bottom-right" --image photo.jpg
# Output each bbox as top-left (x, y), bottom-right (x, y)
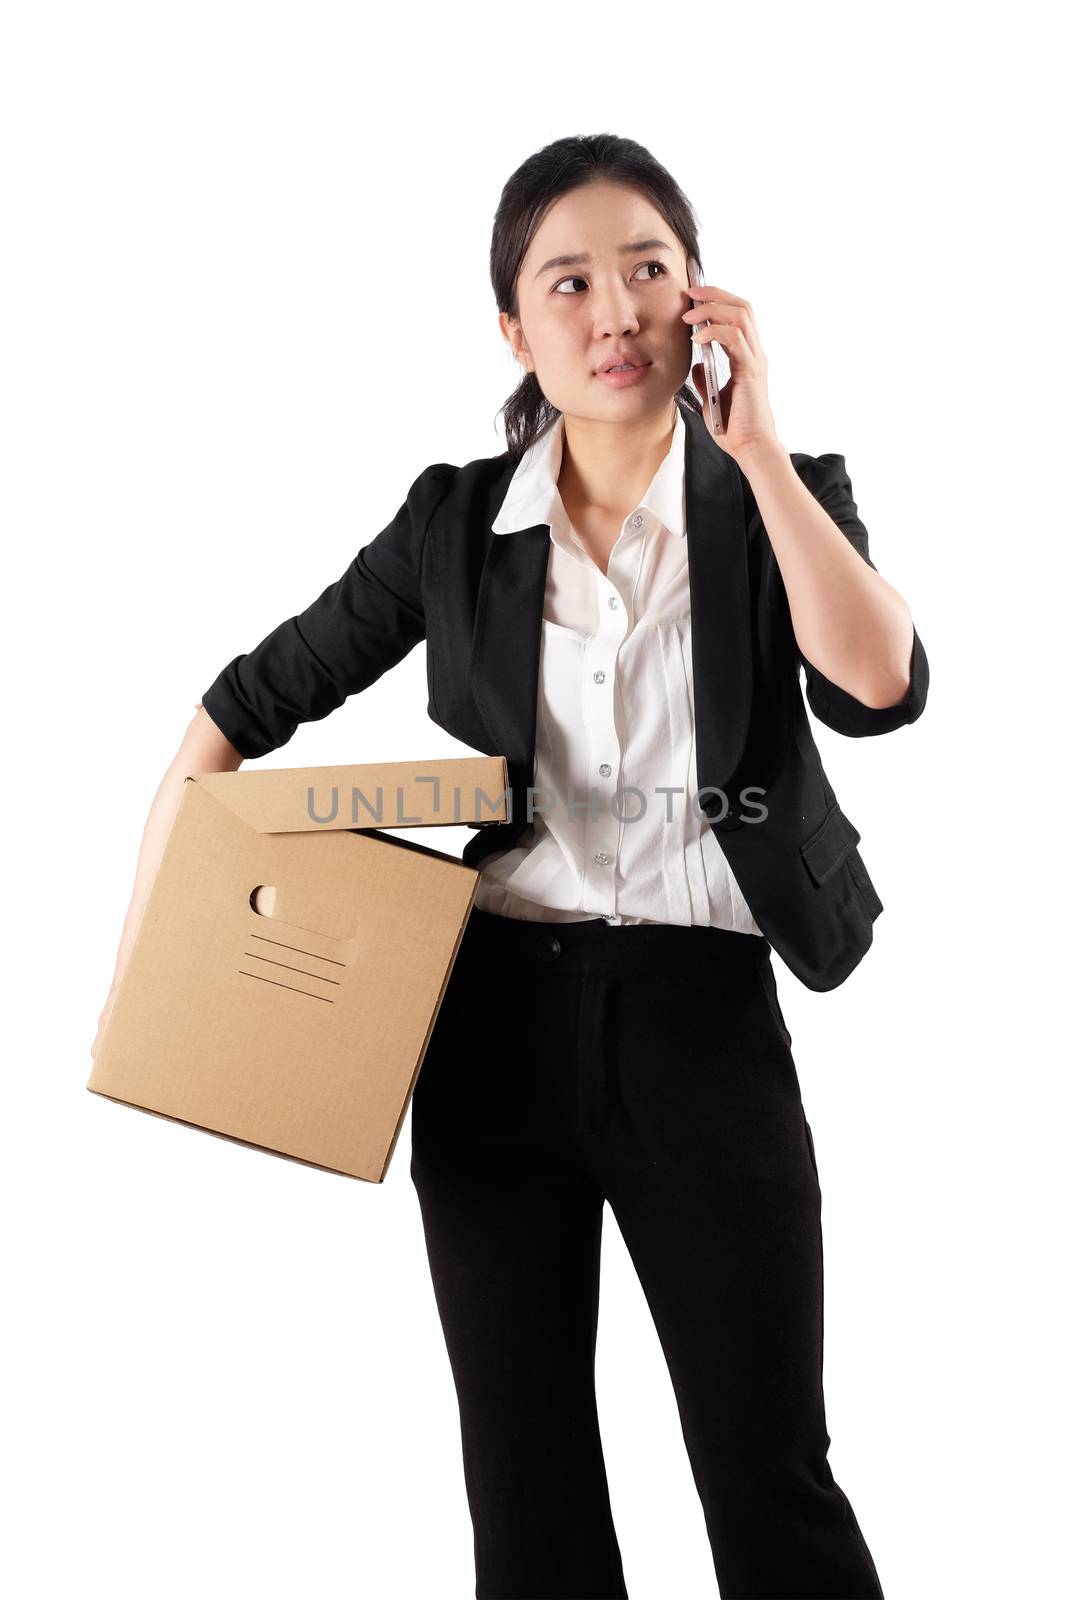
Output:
top-left (594, 360), bottom-right (652, 388)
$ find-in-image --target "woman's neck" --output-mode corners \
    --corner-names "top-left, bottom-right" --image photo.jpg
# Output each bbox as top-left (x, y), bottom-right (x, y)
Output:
top-left (556, 399), bottom-right (677, 519)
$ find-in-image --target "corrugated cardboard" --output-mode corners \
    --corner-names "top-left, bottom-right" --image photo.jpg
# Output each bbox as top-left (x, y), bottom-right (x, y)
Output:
top-left (87, 756), bottom-right (510, 1182)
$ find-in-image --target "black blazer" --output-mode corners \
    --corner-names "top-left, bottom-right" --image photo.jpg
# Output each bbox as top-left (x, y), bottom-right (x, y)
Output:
top-left (201, 400), bottom-right (929, 992)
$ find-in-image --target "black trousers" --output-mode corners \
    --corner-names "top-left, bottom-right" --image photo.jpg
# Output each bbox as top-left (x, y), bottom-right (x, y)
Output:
top-left (409, 906), bottom-right (884, 1600)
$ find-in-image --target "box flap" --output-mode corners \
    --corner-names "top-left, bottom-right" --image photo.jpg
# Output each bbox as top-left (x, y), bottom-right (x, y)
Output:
top-left (193, 755), bottom-right (511, 835)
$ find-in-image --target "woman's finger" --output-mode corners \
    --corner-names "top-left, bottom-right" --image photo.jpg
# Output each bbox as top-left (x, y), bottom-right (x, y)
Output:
top-left (684, 295), bottom-right (763, 358)
top-left (691, 321), bottom-right (754, 366)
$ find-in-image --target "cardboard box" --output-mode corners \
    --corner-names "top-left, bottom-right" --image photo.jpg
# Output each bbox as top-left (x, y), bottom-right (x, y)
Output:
top-left (87, 756), bottom-right (510, 1182)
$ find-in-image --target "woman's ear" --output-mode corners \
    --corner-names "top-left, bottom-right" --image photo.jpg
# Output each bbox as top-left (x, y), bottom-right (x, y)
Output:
top-left (498, 310), bottom-right (532, 372)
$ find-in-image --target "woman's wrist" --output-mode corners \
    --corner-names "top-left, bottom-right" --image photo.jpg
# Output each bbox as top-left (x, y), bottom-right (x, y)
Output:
top-left (732, 435), bottom-right (792, 480)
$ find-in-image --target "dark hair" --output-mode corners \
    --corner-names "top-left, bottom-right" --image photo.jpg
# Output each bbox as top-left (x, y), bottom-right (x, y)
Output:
top-left (490, 132), bottom-right (705, 462)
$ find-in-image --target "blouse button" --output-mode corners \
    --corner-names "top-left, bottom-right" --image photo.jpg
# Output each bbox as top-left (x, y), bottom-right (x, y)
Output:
top-left (593, 851), bottom-right (612, 866)
top-left (607, 596), bottom-right (620, 610)
top-left (599, 763), bottom-right (612, 777)
top-left (631, 513), bottom-right (644, 529)
top-left (592, 669), bottom-right (606, 684)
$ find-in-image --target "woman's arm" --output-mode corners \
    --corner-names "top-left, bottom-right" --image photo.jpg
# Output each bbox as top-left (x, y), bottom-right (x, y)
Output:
top-left (738, 439), bottom-right (916, 710)
top-left (736, 444), bottom-right (929, 736)
top-left (90, 705), bottom-right (244, 1059)
top-left (200, 462), bottom-right (458, 759)
top-left (94, 462), bottom-right (459, 1054)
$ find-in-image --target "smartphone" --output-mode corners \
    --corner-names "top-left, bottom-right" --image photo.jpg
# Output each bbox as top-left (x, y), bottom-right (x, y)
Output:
top-left (686, 254), bottom-right (729, 435)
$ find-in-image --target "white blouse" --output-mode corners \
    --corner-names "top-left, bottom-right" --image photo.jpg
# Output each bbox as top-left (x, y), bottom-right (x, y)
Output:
top-left (473, 402), bottom-right (763, 935)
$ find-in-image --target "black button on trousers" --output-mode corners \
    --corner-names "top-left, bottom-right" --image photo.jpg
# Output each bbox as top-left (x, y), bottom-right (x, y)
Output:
top-left (409, 905), bottom-right (884, 1600)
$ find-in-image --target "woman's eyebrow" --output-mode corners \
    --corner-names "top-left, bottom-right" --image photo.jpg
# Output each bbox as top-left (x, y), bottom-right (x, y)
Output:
top-left (534, 239), bottom-right (674, 278)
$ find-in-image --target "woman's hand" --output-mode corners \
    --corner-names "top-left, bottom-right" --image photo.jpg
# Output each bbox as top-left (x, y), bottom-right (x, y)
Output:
top-left (681, 284), bottom-right (780, 464)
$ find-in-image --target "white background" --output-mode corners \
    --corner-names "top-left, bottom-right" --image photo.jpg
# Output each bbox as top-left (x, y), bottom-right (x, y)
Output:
top-left (4, 2), bottom-right (1063, 1595)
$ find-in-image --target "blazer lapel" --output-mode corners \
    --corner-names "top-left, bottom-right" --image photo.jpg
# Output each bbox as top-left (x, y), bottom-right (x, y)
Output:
top-left (469, 490), bottom-right (550, 811)
top-left (469, 400), bottom-right (753, 824)
top-left (680, 399), bottom-right (753, 799)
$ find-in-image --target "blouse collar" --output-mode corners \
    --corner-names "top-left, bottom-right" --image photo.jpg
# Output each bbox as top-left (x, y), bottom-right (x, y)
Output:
top-left (491, 402), bottom-right (687, 544)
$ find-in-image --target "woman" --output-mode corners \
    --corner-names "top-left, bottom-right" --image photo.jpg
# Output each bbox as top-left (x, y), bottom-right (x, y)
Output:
top-left (96, 133), bottom-right (928, 1598)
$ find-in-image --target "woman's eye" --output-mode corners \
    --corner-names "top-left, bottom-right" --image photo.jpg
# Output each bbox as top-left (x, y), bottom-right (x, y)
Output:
top-left (554, 260), bottom-right (669, 294)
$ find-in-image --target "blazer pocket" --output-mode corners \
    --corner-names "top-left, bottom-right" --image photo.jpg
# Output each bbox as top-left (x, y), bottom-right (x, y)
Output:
top-left (799, 800), bottom-right (883, 921)
top-left (799, 800), bottom-right (861, 885)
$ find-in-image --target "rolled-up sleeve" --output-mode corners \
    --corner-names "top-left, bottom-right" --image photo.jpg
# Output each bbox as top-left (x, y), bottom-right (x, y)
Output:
top-left (200, 462), bottom-right (457, 759)
top-left (790, 451), bottom-right (930, 737)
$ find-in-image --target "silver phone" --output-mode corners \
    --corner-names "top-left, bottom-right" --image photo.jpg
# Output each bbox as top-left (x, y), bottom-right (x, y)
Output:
top-left (686, 255), bottom-right (730, 435)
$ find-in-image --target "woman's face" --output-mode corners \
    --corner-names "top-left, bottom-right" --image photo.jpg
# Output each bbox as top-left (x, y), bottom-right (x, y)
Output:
top-left (501, 180), bottom-right (694, 422)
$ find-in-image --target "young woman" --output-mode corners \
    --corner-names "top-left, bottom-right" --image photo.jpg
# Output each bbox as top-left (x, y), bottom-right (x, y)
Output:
top-left (97, 133), bottom-right (928, 1598)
